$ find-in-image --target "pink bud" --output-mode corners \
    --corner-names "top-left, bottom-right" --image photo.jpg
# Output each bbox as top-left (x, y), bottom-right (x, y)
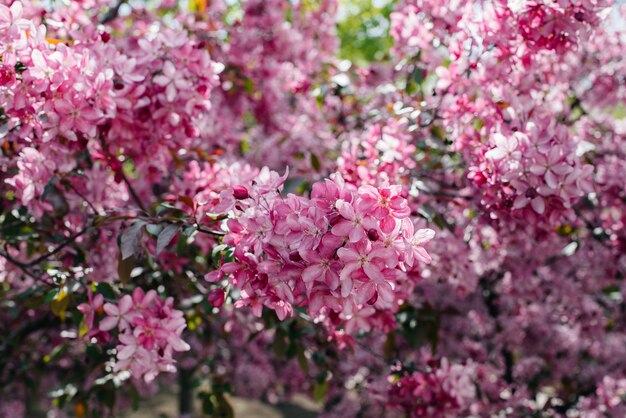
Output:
top-left (289, 251), bottom-right (302, 262)
top-left (367, 291), bottom-right (378, 305)
top-left (367, 229), bottom-right (380, 241)
top-left (207, 289), bottom-right (225, 308)
top-left (232, 185), bottom-right (249, 200)
top-left (0, 65), bottom-right (15, 86)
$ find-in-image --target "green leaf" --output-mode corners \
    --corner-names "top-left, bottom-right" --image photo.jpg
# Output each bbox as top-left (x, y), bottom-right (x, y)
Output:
top-left (129, 385), bottom-right (140, 411)
top-left (200, 392), bottom-right (215, 415)
top-left (14, 62), bottom-right (26, 74)
top-left (45, 288), bottom-right (60, 303)
top-left (96, 282), bottom-right (116, 299)
top-left (215, 393), bottom-right (234, 418)
top-left (336, 0), bottom-right (394, 64)
top-left (430, 125), bottom-right (446, 141)
top-left (182, 225), bottom-right (197, 237)
top-left (313, 380), bottom-right (328, 402)
top-left (240, 140), bottom-right (250, 154)
top-left (273, 327), bottom-right (288, 359)
top-left (310, 153), bottom-right (321, 172)
top-left (297, 344), bottom-right (309, 374)
top-left (412, 67), bottom-right (425, 85)
top-left (96, 382), bottom-right (116, 409)
top-left (242, 78), bottom-right (255, 95)
top-left (472, 118), bottom-right (485, 132)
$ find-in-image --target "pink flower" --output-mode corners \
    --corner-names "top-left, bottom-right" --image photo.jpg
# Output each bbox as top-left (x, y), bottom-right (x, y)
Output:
top-left (337, 241), bottom-right (395, 298)
top-left (511, 180), bottom-right (553, 215)
top-left (485, 133), bottom-right (522, 161)
top-left (301, 246), bottom-right (341, 291)
top-left (133, 317), bottom-right (165, 351)
top-left (311, 173), bottom-right (351, 211)
top-left (529, 147), bottom-right (574, 189)
top-left (403, 224), bottom-right (436, 267)
top-left (154, 60), bottom-right (191, 102)
top-left (54, 95), bottom-right (102, 140)
top-left (131, 288), bottom-right (158, 313)
top-left (77, 288), bottom-right (103, 329)
top-left (99, 295), bottom-right (137, 332)
top-left (332, 199), bottom-right (376, 242)
top-left (252, 167), bottom-right (289, 195)
top-left (0, 2), bottom-right (29, 37)
top-left (5, 147), bottom-right (55, 217)
top-left (358, 184), bottom-right (410, 233)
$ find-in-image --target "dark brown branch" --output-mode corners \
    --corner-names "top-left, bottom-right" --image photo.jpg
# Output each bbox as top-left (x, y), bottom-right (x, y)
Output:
top-left (26, 226), bottom-right (92, 266)
top-left (119, 169), bottom-right (148, 214)
top-left (100, 0), bottom-right (128, 24)
top-left (67, 182), bottom-right (101, 215)
top-left (0, 246), bottom-right (51, 284)
top-left (1, 225), bottom-right (92, 272)
top-left (97, 122), bottom-right (147, 215)
top-left (196, 226), bottom-right (226, 237)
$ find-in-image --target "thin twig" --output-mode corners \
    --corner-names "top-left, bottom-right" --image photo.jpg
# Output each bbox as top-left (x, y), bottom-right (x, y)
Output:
top-left (1, 226), bottom-right (92, 271)
top-left (67, 182), bottom-right (101, 215)
top-left (119, 170), bottom-right (148, 214)
top-left (196, 226), bottom-right (226, 237)
top-left (0, 246), bottom-right (53, 285)
top-left (98, 135), bottom-right (147, 214)
top-left (27, 226), bottom-right (92, 267)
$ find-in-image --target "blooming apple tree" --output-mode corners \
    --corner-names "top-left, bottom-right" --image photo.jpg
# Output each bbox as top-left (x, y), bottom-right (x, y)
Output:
top-left (1, 0), bottom-right (626, 417)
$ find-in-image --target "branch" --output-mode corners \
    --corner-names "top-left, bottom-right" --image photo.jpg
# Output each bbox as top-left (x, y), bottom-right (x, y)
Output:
top-left (196, 226), bottom-right (226, 237)
top-left (119, 169), bottom-right (148, 214)
top-left (1, 225), bottom-right (92, 272)
top-left (66, 181), bottom-right (101, 215)
top-left (0, 246), bottom-right (52, 284)
top-left (97, 135), bottom-right (148, 214)
top-left (100, 0), bottom-right (128, 25)
top-left (26, 226), bottom-right (92, 267)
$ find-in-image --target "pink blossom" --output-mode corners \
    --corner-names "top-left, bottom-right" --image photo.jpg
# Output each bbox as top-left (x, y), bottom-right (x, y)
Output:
top-left (153, 61), bottom-right (192, 102)
top-left (485, 133), bottom-right (522, 161)
top-left (77, 288), bottom-right (103, 329)
top-left (331, 199), bottom-right (376, 242)
top-left (99, 295), bottom-right (136, 332)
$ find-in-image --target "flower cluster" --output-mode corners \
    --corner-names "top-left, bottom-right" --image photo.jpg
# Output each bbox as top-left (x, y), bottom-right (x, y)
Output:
top-left (80, 288), bottom-right (190, 383)
top-left (391, 0), bottom-right (611, 65)
top-left (338, 118), bottom-right (417, 186)
top-left (577, 376), bottom-right (626, 417)
top-left (1, 0), bottom-right (625, 416)
top-left (208, 168), bottom-right (435, 333)
top-left (472, 122), bottom-right (594, 222)
top-left (0, 1), bottom-right (219, 214)
top-left (386, 359), bottom-right (477, 418)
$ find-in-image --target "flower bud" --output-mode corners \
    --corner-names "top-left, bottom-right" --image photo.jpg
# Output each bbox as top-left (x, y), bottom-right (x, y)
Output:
top-left (207, 289), bottom-right (225, 308)
top-left (232, 185), bottom-right (249, 200)
top-left (367, 291), bottom-right (378, 305)
top-left (0, 65), bottom-right (15, 86)
top-left (367, 228), bottom-right (380, 241)
top-left (525, 187), bottom-right (538, 199)
top-left (289, 251), bottom-right (302, 262)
